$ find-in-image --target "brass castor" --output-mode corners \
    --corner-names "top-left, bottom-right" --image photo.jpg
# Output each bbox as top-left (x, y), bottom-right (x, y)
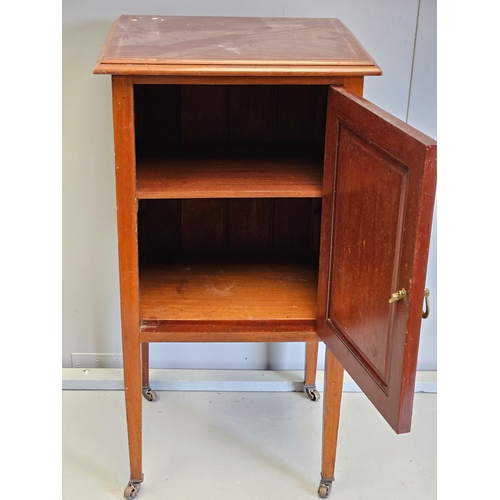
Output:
top-left (305, 384), bottom-right (321, 402)
top-left (142, 386), bottom-right (158, 402)
top-left (124, 477), bottom-right (143, 499)
top-left (318, 478), bottom-right (333, 498)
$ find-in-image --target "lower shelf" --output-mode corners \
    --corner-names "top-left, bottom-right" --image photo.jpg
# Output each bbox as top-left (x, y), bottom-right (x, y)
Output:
top-left (139, 260), bottom-right (318, 340)
top-left (139, 325), bottom-right (319, 342)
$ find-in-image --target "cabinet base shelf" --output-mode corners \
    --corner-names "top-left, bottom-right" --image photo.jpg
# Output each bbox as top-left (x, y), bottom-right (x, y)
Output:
top-left (140, 319), bottom-right (318, 342)
top-left (139, 260), bottom-right (318, 323)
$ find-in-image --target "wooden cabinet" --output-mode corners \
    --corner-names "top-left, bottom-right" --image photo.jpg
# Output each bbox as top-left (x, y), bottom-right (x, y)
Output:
top-left (94, 16), bottom-right (436, 499)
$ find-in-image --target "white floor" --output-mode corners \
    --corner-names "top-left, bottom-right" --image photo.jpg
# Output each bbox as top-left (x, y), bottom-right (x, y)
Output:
top-left (62, 380), bottom-right (436, 499)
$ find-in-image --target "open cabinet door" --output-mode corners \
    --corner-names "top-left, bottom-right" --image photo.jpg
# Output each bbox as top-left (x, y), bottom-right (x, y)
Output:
top-left (317, 86), bottom-right (436, 434)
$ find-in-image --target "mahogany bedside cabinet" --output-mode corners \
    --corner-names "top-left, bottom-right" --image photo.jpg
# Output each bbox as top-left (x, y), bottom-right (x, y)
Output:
top-left (93, 15), bottom-right (436, 499)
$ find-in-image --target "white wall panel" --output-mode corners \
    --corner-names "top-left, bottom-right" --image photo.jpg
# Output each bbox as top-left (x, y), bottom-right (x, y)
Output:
top-left (407, 0), bottom-right (437, 139)
top-left (62, 0), bottom-right (285, 23)
top-left (62, 21), bottom-right (122, 366)
top-left (408, 0), bottom-right (437, 370)
top-left (285, 0), bottom-right (420, 120)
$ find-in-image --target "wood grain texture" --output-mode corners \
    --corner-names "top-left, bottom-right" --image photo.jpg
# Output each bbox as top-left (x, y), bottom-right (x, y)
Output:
top-left (137, 197), bottom-right (320, 264)
top-left (111, 75), bottom-right (142, 480)
top-left (129, 75), bottom-right (352, 85)
top-left (139, 322), bottom-right (318, 343)
top-left (181, 86), bottom-right (228, 140)
top-left (180, 199), bottom-right (225, 253)
top-left (321, 349), bottom-right (344, 479)
top-left (316, 86), bottom-right (436, 433)
top-left (133, 84), bottom-right (328, 204)
top-left (304, 341), bottom-right (319, 386)
top-left (341, 76), bottom-right (364, 95)
top-left (139, 260), bottom-right (318, 322)
top-left (134, 84), bottom-right (328, 158)
top-left (136, 157), bottom-right (323, 198)
top-left (226, 199), bottom-right (272, 254)
top-left (141, 343), bottom-right (149, 387)
top-left (95, 63), bottom-right (381, 78)
top-left (94, 16), bottom-right (381, 77)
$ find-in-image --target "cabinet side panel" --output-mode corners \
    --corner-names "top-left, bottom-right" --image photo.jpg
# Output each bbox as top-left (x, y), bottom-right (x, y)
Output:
top-left (134, 84), bottom-right (181, 156)
top-left (138, 199), bottom-right (180, 263)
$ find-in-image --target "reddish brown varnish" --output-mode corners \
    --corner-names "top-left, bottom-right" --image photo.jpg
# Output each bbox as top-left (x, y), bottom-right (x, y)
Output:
top-left (95, 15), bottom-right (435, 495)
top-left (316, 86), bottom-right (437, 433)
top-left (94, 16), bottom-right (381, 76)
top-left (136, 156), bottom-right (323, 199)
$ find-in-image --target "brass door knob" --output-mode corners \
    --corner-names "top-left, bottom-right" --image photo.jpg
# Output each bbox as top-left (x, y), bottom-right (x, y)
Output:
top-left (389, 288), bottom-right (407, 303)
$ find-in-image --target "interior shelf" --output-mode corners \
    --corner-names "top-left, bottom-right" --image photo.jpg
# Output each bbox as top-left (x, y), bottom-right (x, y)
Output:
top-left (136, 142), bottom-right (323, 199)
top-left (139, 259), bottom-right (318, 322)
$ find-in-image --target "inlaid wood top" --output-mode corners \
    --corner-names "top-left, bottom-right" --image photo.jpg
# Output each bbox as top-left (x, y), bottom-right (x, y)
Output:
top-left (94, 16), bottom-right (381, 76)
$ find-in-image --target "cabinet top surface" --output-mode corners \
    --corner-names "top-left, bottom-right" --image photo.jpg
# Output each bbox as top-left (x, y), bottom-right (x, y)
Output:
top-left (93, 15), bottom-right (381, 77)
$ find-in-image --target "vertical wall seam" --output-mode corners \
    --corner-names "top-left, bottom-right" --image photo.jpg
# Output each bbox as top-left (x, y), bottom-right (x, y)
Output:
top-left (406, 0), bottom-right (422, 123)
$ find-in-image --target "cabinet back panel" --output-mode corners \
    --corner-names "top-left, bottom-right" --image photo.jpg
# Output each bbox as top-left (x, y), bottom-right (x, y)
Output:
top-left (228, 86), bottom-right (276, 142)
top-left (276, 85), bottom-right (328, 144)
top-left (138, 198), bottom-right (320, 264)
top-left (226, 199), bottom-right (272, 254)
top-left (272, 199), bottom-right (318, 256)
top-left (181, 199), bottom-right (226, 253)
top-left (180, 85), bottom-right (228, 141)
top-left (134, 84), bottom-right (327, 152)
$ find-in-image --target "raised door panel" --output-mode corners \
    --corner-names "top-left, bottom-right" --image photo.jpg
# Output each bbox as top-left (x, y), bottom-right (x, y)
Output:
top-left (317, 86), bottom-right (436, 433)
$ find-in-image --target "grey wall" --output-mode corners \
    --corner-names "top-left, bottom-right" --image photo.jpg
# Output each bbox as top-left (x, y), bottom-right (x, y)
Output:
top-left (62, 1), bottom-right (437, 370)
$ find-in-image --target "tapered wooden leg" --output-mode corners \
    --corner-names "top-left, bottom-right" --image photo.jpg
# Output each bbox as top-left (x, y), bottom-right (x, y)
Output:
top-left (304, 341), bottom-right (320, 401)
top-left (111, 75), bottom-right (144, 490)
top-left (318, 349), bottom-right (344, 498)
top-left (141, 343), bottom-right (157, 402)
top-left (141, 343), bottom-right (149, 387)
top-left (123, 340), bottom-right (143, 482)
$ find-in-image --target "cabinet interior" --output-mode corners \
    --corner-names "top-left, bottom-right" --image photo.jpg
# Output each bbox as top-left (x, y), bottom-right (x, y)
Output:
top-left (135, 84), bottom-right (328, 323)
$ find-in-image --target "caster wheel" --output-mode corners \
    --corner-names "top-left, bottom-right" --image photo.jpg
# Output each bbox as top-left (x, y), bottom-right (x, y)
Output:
top-left (305, 386), bottom-right (321, 402)
top-left (318, 483), bottom-right (331, 498)
top-left (124, 481), bottom-right (141, 499)
top-left (142, 388), bottom-right (157, 402)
